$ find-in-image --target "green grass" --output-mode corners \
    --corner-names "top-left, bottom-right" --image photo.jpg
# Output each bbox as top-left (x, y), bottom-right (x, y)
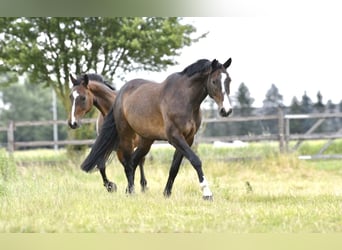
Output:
top-left (292, 139), bottom-right (342, 156)
top-left (1, 142), bottom-right (342, 232)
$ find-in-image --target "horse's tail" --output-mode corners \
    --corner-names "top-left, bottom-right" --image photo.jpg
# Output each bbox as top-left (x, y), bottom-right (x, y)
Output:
top-left (81, 106), bottom-right (119, 172)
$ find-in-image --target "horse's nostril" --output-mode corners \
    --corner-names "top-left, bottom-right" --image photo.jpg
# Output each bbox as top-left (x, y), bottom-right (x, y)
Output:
top-left (219, 108), bottom-right (233, 117)
top-left (68, 121), bottom-right (79, 129)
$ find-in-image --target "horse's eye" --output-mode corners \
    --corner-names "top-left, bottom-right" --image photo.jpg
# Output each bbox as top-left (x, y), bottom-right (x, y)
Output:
top-left (212, 79), bottom-right (220, 89)
top-left (80, 96), bottom-right (86, 102)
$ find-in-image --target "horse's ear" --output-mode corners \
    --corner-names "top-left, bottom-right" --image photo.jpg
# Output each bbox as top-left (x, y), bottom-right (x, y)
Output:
top-left (69, 74), bottom-right (77, 85)
top-left (209, 59), bottom-right (220, 74)
top-left (211, 59), bottom-right (219, 69)
top-left (83, 74), bottom-right (89, 87)
top-left (223, 58), bottom-right (232, 69)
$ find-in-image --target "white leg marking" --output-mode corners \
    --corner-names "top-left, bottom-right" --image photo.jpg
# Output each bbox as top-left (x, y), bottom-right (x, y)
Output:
top-left (200, 176), bottom-right (213, 197)
top-left (71, 90), bottom-right (79, 125)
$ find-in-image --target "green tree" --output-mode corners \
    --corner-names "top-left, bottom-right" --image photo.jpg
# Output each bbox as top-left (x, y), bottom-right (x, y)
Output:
top-left (311, 91), bottom-right (325, 133)
top-left (313, 91), bottom-right (325, 113)
top-left (323, 100), bottom-right (339, 133)
top-left (299, 91), bottom-right (314, 132)
top-left (262, 84), bottom-right (284, 134)
top-left (0, 17), bottom-right (199, 112)
top-left (300, 91), bottom-right (313, 114)
top-left (262, 83), bottom-right (283, 111)
top-left (339, 100), bottom-right (342, 129)
top-left (234, 82), bottom-right (259, 135)
top-left (288, 96), bottom-right (303, 133)
top-left (235, 82), bottom-right (254, 113)
top-left (0, 80), bottom-right (68, 147)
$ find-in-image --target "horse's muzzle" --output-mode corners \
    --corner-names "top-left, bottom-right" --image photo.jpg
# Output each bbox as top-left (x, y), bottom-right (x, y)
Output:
top-left (219, 107), bottom-right (233, 117)
top-left (68, 120), bottom-right (80, 129)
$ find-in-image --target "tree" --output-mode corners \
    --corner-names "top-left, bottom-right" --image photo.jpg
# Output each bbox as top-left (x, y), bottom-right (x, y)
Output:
top-left (234, 82), bottom-right (259, 135)
top-left (288, 96), bottom-right (304, 133)
top-left (300, 91), bottom-right (313, 114)
top-left (339, 100), bottom-right (342, 128)
top-left (262, 83), bottom-right (283, 112)
top-left (323, 100), bottom-right (339, 132)
top-left (0, 17), bottom-right (199, 112)
top-left (299, 91), bottom-right (314, 132)
top-left (262, 84), bottom-right (284, 134)
top-left (313, 91), bottom-right (325, 113)
top-left (235, 82), bottom-right (254, 111)
top-left (0, 80), bottom-right (68, 147)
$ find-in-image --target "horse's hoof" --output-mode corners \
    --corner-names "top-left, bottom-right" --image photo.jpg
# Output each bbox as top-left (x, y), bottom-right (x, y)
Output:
top-left (163, 190), bottom-right (171, 198)
top-left (105, 182), bottom-right (117, 193)
top-left (141, 186), bottom-right (148, 193)
top-left (125, 186), bottom-right (135, 195)
top-left (203, 195), bottom-right (213, 201)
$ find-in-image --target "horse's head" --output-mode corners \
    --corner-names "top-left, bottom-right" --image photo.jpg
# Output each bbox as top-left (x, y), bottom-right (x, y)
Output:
top-left (206, 58), bottom-right (232, 117)
top-left (68, 74), bottom-right (94, 129)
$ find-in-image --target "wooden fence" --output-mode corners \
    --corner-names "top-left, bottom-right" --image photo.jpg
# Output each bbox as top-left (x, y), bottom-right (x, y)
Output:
top-left (1, 110), bottom-right (342, 158)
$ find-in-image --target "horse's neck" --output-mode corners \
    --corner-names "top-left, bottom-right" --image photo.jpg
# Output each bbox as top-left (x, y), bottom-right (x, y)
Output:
top-left (188, 78), bottom-right (208, 110)
top-left (89, 82), bottom-right (116, 116)
top-left (165, 74), bottom-right (208, 104)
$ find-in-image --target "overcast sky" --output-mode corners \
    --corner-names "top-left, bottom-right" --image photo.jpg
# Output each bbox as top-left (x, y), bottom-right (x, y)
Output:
top-left (124, 17), bottom-right (342, 107)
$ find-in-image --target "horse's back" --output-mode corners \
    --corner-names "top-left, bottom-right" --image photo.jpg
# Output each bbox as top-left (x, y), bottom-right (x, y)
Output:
top-left (115, 79), bottom-right (166, 139)
top-left (118, 79), bottom-right (162, 109)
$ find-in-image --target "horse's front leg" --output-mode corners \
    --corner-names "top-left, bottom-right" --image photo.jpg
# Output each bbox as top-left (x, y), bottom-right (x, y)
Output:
top-left (98, 162), bottom-right (117, 192)
top-left (168, 132), bottom-right (213, 200)
top-left (163, 149), bottom-right (183, 197)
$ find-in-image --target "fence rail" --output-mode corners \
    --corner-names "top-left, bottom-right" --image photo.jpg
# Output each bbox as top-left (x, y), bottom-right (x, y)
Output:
top-left (1, 110), bottom-right (342, 158)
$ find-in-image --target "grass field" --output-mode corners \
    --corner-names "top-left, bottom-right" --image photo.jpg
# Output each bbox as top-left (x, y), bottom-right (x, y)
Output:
top-left (1, 141), bottom-right (342, 233)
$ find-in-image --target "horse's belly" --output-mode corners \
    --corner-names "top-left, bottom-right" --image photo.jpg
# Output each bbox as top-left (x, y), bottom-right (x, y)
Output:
top-left (129, 117), bottom-right (166, 140)
top-left (125, 108), bottom-right (166, 140)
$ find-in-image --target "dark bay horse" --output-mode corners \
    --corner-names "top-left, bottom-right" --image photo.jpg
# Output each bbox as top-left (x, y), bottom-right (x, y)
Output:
top-left (68, 73), bottom-right (147, 192)
top-left (81, 58), bottom-right (232, 200)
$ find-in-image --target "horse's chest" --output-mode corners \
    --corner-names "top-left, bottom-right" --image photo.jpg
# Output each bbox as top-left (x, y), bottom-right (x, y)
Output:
top-left (171, 112), bottom-right (201, 135)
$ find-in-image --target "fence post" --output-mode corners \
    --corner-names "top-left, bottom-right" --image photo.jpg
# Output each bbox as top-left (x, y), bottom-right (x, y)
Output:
top-left (277, 107), bottom-right (285, 153)
top-left (285, 117), bottom-right (290, 152)
top-left (7, 121), bottom-right (14, 153)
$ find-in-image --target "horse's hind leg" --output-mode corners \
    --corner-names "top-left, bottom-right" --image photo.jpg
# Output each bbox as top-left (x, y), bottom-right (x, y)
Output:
top-left (131, 139), bottom-right (153, 193)
top-left (163, 150), bottom-right (183, 197)
top-left (138, 157), bottom-right (148, 192)
top-left (116, 146), bottom-right (135, 194)
top-left (98, 162), bottom-right (117, 192)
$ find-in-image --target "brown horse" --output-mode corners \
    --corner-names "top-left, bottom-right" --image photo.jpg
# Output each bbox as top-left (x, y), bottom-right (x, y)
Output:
top-left (68, 73), bottom-right (147, 192)
top-left (80, 58), bottom-right (232, 200)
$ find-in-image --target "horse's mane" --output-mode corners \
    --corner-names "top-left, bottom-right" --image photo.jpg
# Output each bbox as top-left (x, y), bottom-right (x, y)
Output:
top-left (179, 59), bottom-right (212, 77)
top-left (179, 59), bottom-right (223, 77)
top-left (76, 73), bottom-right (116, 91)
